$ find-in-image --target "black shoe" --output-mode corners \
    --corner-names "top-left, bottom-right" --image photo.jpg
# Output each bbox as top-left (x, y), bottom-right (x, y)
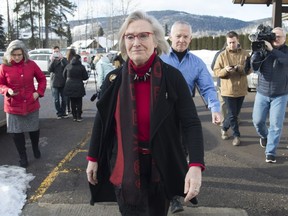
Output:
top-left (19, 158), bottom-right (28, 168)
top-left (77, 117), bottom-right (83, 122)
top-left (33, 150), bottom-right (41, 159)
top-left (170, 197), bottom-right (184, 214)
top-left (266, 155), bottom-right (276, 163)
top-left (260, 138), bottom-right (267, 148)
top-left (61, 114), bottom-right (69, 119)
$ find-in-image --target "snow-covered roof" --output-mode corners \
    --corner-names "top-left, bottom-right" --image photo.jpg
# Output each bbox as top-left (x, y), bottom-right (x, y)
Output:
top-left (70, 36), bottom-right (118, 49)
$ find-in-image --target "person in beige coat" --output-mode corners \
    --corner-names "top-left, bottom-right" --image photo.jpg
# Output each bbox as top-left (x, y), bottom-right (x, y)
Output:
top-left (213, 31), bottom-right (251, 146)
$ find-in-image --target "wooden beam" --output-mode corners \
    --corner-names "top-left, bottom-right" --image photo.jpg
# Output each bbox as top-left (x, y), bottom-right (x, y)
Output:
top-left (272, 0), bottom-right (282, 27)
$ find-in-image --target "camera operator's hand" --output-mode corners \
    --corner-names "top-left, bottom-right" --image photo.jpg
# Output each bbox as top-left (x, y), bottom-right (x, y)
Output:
top-left (264, 40), bottom-right (273, 51)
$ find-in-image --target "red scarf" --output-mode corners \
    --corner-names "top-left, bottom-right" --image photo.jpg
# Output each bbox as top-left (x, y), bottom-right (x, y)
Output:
top-left (110, 52), bottom-right (162, 205)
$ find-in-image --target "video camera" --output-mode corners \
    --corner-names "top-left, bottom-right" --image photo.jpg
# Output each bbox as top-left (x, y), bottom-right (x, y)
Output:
top-left (249, 24), bottom-right (276, 52)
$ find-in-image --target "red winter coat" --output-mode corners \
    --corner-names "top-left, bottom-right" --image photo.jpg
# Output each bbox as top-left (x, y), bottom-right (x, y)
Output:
top-left (0, 60), bottom-right (47, 115)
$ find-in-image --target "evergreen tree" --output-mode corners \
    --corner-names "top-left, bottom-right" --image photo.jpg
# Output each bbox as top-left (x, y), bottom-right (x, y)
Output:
top-left (0, 14), bottom-right (6, 49)
top-left (13, 0), bottom-right (76, 48)
top-left (14, 0), bottom-right (40, 49)
top-left (66, 24), bottom-right (72, 47)
top-left (98, 26), bottom-right (104, 37)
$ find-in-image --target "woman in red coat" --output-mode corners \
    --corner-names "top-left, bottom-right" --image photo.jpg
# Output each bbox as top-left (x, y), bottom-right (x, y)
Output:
top-left (0, 40), bottom-right (47, 168)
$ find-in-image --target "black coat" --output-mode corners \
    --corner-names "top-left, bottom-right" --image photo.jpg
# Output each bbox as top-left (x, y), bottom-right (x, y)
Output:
top-left (88, 58), bottom-right (204, 203)
top-left (63, 59), bottom-right (89, 98)
top-left (48, 58), bottom-right (68, 88)
top-left (251, 44), bottom-right (288, 97)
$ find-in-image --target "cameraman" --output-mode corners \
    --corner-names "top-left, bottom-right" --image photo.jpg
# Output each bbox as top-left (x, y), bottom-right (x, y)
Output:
top-left (251, 27), bottom-right (288, 163)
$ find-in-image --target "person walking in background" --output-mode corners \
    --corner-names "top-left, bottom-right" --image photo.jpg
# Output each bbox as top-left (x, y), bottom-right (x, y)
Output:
top-left (112, 51), bottom-right (125, 68)
top-left (250, 27), bottom-right (288, 163)
top-left (65, 48), bottom-right (77, 115)
top-left (160, 20), bottom-right (221, 214)
top-left (48, 45), bottom-right (68, 119)
top-left (86, 11), bottom-right (204, 216)
top-left (96, 55), bottom-right (115, 89)
top-left (0, 40), bottom-right (47, 168)
top-left (213, 31), bottom-right (250, 146)
top-left (63, 54), bottom-right (89, 122)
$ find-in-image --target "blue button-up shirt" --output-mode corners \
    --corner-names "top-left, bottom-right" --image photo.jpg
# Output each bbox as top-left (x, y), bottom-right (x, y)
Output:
top-left (161, 49), bottom-right (220, 113)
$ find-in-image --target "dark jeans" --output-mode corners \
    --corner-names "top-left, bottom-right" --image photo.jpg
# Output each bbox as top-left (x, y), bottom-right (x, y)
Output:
top-left (70, 97), bottom-right (83, 119)
top-left (51, 87), bottom-right (66, 117)
top-left (115, 154), bottom-right (170, 216)
top-left (222, 96), bottom-right (245, 137)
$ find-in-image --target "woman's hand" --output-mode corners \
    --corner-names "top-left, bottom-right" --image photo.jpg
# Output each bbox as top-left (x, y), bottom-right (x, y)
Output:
top-left (33, 92), bottom-right (39, 100)
top-left (184, 166), bottom-right (202, 202)
top-left (7, 88), bottom-right (18, 96)
top-left (86, 161), bottom-right (98, 185)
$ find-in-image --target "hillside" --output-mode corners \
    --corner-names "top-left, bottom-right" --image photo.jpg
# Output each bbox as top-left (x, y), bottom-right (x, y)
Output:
top-left (69, 10), bottom-right (275, 38)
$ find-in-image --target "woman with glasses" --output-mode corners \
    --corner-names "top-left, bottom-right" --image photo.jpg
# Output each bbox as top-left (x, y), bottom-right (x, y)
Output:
top-left (86, 11), bottom-right (204, 215)
top-left (0, 40), bottom-right (47, 168)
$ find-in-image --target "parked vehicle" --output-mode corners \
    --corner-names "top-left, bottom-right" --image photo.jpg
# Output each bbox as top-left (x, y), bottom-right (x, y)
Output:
top-left (247, 72), bottom-right (258, 92)
top-left (0, 95), bottom-right (6, 127)
top-left (28, 48), bottom-right (52, 55)
top-left (0, 51), bottom-right (4, 65)
top-left (82, 62), bottom-right (92, 77)
top-left (29, 53), bottom-right (51, 76)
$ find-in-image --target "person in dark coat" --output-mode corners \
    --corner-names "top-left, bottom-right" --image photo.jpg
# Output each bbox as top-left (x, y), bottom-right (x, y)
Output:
top-left (251, 27), bottom-right (288, 163)
top-left (63, 54), bottom-right (88, 122)
top-left (48, 46), bottom-right (68, 119)
top-left (86, 11), bottom-right (205, 216)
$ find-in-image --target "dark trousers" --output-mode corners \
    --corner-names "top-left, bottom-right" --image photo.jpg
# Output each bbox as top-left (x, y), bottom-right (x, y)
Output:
top-left (70, 97), bottom-right (83, 119)
top-left (51, 87), bottom-right (67, 117)
top-left (222, 96), bottom-right (245, 137)
top-left (12, 130), bottom-right (40, 160)
top-left (115, 154), bottom-right (170, 216)
top-left (67, 97), bottom-right (71, 112)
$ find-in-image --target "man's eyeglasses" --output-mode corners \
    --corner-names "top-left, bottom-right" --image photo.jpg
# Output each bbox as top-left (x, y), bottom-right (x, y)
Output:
top-left (124, 32), bottom-right (153, 42)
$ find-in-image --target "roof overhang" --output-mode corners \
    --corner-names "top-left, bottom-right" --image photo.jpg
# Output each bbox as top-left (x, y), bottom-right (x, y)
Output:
top-left (233, 0), bottom-right (288, 27)
top-left (232, 0), bottom-right (288, 6)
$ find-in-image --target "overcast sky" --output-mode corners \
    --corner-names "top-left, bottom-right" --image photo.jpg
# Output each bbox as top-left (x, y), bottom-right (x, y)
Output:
top-left (0, 0), bottom-right (274, 23)
top-left (71, 0), bottom-right (274, 21)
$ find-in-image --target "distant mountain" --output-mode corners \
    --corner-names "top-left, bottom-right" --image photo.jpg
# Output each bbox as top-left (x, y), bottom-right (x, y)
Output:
top-left (69, 10), bottom-right (278, 39)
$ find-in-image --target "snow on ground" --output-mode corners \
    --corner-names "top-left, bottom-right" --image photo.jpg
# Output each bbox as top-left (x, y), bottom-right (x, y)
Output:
top-left (0, 165), bottom-right (34, 216)
top-left (191, 49), bottom-right (218, 76)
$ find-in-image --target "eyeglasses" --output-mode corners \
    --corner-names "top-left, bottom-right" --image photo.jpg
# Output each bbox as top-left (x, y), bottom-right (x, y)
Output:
top-left (275, 35), bottom-right (284, 39)
top-left (11, 54), bottom-right (23, 57)
top-left (124, 32), bottom-right (153, 42)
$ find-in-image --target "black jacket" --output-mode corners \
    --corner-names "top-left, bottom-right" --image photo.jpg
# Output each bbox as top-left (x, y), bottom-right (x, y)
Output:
top-left (63, 58), bottom-right (88, 98)
top-left (88, 58), bottom-right (204, 203)
top-left (251, 44), bottom-right (288, 97)
top-left (48, 58), bottom-right (68, 88)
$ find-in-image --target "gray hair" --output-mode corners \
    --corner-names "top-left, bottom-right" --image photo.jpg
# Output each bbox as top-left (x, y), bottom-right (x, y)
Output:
top-left (118, 10), bottom-right (169, 60)
top-left (171, 21), bottom-right (192, 35)
top-left (3, 40), bottom-right (29, 65)
top-left (273, 27), bottom-right (286, 37)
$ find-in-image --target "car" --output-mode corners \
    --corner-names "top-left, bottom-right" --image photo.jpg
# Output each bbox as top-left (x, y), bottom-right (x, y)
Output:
top-left (29, 53), bottom-right (51, 76)
top-left (0, 95), bottom-right (6, 127)
top-left (0, 51), bottom-right (4, 65)
top-left (28, 48), bottom-right (52, 55)
top-left (247, 72), bottom-right (258, 92)
top-left (81, 62), bottom-right (92, 77)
